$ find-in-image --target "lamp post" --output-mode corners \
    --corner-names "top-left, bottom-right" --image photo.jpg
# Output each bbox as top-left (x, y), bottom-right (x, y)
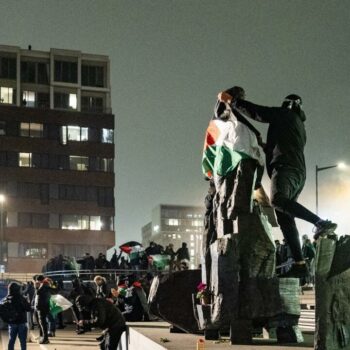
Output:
top-left (315, 163), bottom-right (346, 215)
top-left (0, 194), bottom-right (5, 269)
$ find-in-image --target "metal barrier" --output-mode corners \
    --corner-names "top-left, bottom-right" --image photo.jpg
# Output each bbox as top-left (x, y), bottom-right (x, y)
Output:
top-left (0, 268), bottom-right (162, 283)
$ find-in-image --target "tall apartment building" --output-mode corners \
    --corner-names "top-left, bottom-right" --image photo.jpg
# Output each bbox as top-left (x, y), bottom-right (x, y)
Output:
top-left (141, 204), bottom-right (204, 269)
top-left (0, 45), bottom-right (115, 273)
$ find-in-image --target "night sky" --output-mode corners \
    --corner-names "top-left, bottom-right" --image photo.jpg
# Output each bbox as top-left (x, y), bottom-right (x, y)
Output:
top-left (0, 1), bottom-right (349, 245)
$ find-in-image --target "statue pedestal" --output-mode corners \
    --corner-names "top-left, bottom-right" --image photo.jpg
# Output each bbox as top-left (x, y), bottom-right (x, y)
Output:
top-left (315, 234), bottom-right (350, 350)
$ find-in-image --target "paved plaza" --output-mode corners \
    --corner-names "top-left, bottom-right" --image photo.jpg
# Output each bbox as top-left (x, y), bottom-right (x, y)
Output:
top-left (0, 323), bottom-right (315, 350)
top-left (0, 289), bottom-right (315, 350)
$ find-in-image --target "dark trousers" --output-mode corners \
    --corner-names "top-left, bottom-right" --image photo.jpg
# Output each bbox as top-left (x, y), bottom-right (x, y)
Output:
top-left (99, 325), bottom-right (127, 350)
top-left (270, 166), bottom-right (319, 262)
top-left (36, 309), bottom-right (49, 340)
top-left (8, 323), bottom-right (27, 350)
top-left (47, 312), bottom-right (56, 334)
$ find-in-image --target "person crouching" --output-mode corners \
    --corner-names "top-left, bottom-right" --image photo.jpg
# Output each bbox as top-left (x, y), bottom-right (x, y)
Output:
top-left (75, 295), bottom-right (126, 350)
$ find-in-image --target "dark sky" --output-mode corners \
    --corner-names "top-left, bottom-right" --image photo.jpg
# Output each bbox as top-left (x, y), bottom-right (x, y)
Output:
top-left (0, 1), bottom-right (349, 244)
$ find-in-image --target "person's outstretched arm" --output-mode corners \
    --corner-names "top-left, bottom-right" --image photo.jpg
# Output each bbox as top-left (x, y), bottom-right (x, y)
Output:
top-left (218, 91), bottom-right (281, 123)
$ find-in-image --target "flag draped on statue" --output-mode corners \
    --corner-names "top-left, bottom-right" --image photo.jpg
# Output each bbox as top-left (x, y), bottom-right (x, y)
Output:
top-left (202, 119), bottom-right (243, 178)
top-left (49, 294), bottom-right (73, 316)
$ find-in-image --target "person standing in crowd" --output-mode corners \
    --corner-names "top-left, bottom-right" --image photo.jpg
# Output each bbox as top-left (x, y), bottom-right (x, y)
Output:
top-left (34, 275), bottom-right (52, 344)
top-left (69, 278), bottom-right (94, 335)
top-left (121, 275), bottom-right (150, 322)
top-left (302, 234), bottom-right (316, 287)
top-left (94, 276), bottom-right (108, 299)
top-left (4, 282), bottom-right (31, 350)
top-left (78, 253), bottom-right (95, 271)
top-left (175, 242), bottom-right (190, 270)
top-left (23, 281), bottom-right (35, 330)
top-left (109, 249), bottom-right (122, 269)
top-left (76, 294), bottom-right (126, 350)
top-left (164, 243), bottom-right (176, 271)
top-left (218, 90), bottom-right (337, 277)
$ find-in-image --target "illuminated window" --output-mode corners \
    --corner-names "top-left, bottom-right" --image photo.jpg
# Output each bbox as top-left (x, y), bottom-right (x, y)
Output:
top-left (190, 242), bottom-right (195, 247)
top-left (154, 225), bottom-right (160, 233)
top-left (54, 92), bottom-right (77, 110)
top-left (192, 220), bottom-right (203, 227)
top-left (102, 129), bottom-right (114, 143)
top-left (191, 234), bottom-right (194, 241)
top-left (90, 216), bottom-right (102, 230)
top-left (190, 249), bottom-right (195, 256)
top-left (19, 243), bottom-right (47, 259)
top-left (19, 153), bottom-right (32, 167)
top-left (187, 214), bottom-right (193, 218)
top-left (69, 94), bottom-right (77, 109)
top-left (60, 215), bottom-right (89, 230)
top-left (64, 126), bottom-right (88, 141)
top-left (20, 122), bottom-right (43, 137)
top-left (167, 219), bottom-right (179, 226)
top-left (177, 234), bottom-right (181, 239)
top-left (172, 234), bottom-right (176, 239)
top-left (0, 87), bottom-right (14, 104)
top-left (22, 91), bottom-right (36, 107)
top-left (69, 155), bottom-right (89, 171)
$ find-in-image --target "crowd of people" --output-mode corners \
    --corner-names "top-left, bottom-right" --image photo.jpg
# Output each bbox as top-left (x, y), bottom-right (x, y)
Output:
top-left (1, 270), bottom-right (156, 350)
top-left (275, 234), bottom-right (316, 287)
top-left (43, 241), bottom-right (191, 275)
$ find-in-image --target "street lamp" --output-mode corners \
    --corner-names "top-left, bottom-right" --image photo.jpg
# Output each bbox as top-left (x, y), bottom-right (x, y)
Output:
top-left (0, 194), bottom-right (5, 268)
top-left (315, 162), bottom-right (347, 215)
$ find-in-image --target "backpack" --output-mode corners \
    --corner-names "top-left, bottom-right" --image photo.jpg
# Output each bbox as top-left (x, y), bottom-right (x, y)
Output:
top-left (0, 298), bottom-right (20, 323)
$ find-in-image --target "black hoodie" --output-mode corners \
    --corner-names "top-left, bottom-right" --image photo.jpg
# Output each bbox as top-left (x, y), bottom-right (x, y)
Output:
top-left (5, 282), bottom-right (31, 324)
top-left (232, 99), bottom-right (307, 177)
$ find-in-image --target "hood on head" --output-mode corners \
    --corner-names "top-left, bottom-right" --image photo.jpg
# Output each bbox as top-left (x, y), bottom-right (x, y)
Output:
top-left (8, 282), bottom-right (21, 296)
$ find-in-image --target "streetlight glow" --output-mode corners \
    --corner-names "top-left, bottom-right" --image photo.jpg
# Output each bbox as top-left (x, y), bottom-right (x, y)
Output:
top-left (0, 194), bottom-right (5, 203)
top-left (316, 162), bottom-right (348, 215)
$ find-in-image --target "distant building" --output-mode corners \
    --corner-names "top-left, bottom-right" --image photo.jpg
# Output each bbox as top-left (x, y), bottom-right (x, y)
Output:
top-left (142, 204), bottom-right (204, 269)
top-left (141, 222), bottom-right (152, 247)
top-left (0, 45), bottom-right (115, 273)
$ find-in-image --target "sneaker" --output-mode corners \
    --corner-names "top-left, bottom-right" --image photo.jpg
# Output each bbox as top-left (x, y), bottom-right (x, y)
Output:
top-left (313, 220), bottom-right (337, 240)
top-left (279, 263), bottom-right (308, 278)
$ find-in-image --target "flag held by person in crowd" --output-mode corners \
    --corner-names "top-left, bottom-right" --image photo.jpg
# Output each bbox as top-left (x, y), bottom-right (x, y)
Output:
top-left (49, 294), bottom-right (73, 316)
top-left (119, 241), bottom-right (144, 261)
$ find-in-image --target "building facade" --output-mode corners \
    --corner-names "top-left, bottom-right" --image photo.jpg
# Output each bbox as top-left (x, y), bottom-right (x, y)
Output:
top-left (0, 45), bottom-right (115, 273)
top-left (142, 204), bottom-right (204, 269)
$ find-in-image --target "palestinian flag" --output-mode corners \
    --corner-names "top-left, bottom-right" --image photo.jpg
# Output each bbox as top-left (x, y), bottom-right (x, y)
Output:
top-left (149, 254), bottom-right (171, 270)
top-left (49, 294), bottom-right (72, 316)
top-left (202, 119), bottom-right (242, 178)
top-left (119, 241), bottom-right (144, 261)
